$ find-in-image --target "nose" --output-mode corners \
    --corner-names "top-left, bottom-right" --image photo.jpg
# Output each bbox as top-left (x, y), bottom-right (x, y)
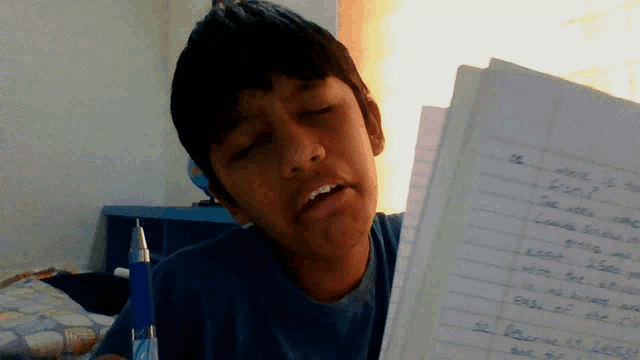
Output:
top-left (279, 122), bottom-right (326, 177)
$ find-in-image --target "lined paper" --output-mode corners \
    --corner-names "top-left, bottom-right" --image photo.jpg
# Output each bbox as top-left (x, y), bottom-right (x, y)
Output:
top-left (382, 66), bottom-right (485, 360)
top-left (379, 106), bottom-right (449, 359)
top-left (383, 59), bottom-right (640, 360)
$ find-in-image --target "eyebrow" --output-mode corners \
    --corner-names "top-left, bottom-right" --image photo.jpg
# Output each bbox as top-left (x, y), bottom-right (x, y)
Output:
top-left (295, 78), bottom-right (325, 93)
top-left (222, 78), bottom-right (327, 145)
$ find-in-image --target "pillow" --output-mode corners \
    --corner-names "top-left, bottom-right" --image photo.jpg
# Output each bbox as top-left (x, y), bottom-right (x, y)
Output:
top-left (0, 263), bottom-right (87, 291)
top-left (0, 278), bottom-right (115, 359)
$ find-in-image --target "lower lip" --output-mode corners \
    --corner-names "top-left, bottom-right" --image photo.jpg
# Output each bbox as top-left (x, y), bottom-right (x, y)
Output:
top-left (299, 186), bottom-right (350, 220)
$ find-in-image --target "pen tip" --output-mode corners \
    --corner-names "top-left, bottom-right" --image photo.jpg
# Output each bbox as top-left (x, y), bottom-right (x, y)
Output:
top-left (136, 218), bottom-right (140, 227)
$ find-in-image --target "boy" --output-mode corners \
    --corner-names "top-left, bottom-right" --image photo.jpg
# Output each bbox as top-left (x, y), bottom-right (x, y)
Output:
top-left (93, 1), bottom-right (404, 359)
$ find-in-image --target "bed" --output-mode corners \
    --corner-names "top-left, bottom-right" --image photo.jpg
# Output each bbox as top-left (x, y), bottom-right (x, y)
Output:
top-left (0, 263), bottom-right (125, 359)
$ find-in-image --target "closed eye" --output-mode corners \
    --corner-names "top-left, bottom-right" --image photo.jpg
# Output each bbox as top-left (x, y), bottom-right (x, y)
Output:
top-left (234, 132), bottom-right (271, 161)
top-left (234, 146), bottom-right (252, 161)
top-left (301, 106), bottom-right (333, 117)
top-left (232, 106), bottom-right (333, 161)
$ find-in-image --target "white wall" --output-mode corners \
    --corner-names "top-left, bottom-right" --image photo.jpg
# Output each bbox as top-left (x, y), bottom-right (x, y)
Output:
top-left (2, 0), bottom-right (337, 272)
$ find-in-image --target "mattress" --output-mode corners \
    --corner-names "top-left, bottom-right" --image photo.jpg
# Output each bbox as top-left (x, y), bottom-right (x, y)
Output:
top-left (0, 263), bottom-right (122, 359)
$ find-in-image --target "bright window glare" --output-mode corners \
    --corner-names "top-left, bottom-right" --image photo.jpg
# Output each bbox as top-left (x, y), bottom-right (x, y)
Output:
top-left (372, 0), bottom-right (640, 214)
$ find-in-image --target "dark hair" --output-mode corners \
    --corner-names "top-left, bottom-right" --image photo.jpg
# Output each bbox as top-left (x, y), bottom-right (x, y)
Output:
top-left (171, 0), bottom-right (374, 206)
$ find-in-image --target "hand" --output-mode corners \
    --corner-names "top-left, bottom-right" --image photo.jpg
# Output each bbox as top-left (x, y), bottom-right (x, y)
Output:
top-left (95, 355), bottom-right (127, 360)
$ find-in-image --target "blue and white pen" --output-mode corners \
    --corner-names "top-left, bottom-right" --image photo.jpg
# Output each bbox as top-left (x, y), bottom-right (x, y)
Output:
top-left (129, 218), bottom-right (159, 360)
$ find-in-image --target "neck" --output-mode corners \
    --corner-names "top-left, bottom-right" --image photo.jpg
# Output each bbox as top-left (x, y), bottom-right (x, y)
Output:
top-left (280, 235), bottom-right (371, 303)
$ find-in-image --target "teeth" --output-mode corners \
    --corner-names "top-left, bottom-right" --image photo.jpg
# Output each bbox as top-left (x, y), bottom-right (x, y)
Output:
top-left (308, 184), bottom-right (337, 201)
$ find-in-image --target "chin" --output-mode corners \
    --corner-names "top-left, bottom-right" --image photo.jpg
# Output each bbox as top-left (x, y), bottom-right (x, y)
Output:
top-left (326, 208), bottom-right (373, 251)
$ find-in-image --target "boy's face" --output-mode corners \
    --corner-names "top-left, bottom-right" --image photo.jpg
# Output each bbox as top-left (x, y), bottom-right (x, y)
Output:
top-left (208, 74), bottom-right (385, 259)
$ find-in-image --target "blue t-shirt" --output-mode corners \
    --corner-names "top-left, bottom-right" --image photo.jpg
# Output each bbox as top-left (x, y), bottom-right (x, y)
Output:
top-left (92, 212), bottom-right (404, 359)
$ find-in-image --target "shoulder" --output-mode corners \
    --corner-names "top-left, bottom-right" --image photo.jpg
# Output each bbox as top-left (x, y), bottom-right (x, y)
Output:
top-left (371, 212), bottom-right (404, 260)
top-left (372, 212), bottom-right (404, 244)
top-left (150, 225), bottom-right (269, 297)
top-left (370, 212), bottom-right (405, 291)
top-left (94, 227), bottom-right (267, 359)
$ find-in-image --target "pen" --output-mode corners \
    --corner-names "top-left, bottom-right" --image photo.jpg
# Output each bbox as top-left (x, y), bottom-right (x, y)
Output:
top-left (129, 218), bottom-right (159, 360)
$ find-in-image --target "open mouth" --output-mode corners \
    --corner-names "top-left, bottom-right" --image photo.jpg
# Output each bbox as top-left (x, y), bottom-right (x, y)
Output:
top-left (297, 185), bottom-right (346, 218)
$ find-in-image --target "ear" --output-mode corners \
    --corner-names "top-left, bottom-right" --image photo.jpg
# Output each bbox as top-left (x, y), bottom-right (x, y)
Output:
top-left (207, 182), bottom-right (252, 225)
top-left (365, 96), bottom-right (385, 156)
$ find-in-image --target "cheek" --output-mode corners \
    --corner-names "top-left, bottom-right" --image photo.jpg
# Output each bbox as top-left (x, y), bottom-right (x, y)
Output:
top-left (247, 174), bottom-right (279, 205)
top-left (345, 126), bottom-right (375, 166)
top-left (253, 184), bottom-right (274, 203)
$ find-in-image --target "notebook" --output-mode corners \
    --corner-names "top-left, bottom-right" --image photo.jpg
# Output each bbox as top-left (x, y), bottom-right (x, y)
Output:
top-left (380, 58), bottom-right (640, 360)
